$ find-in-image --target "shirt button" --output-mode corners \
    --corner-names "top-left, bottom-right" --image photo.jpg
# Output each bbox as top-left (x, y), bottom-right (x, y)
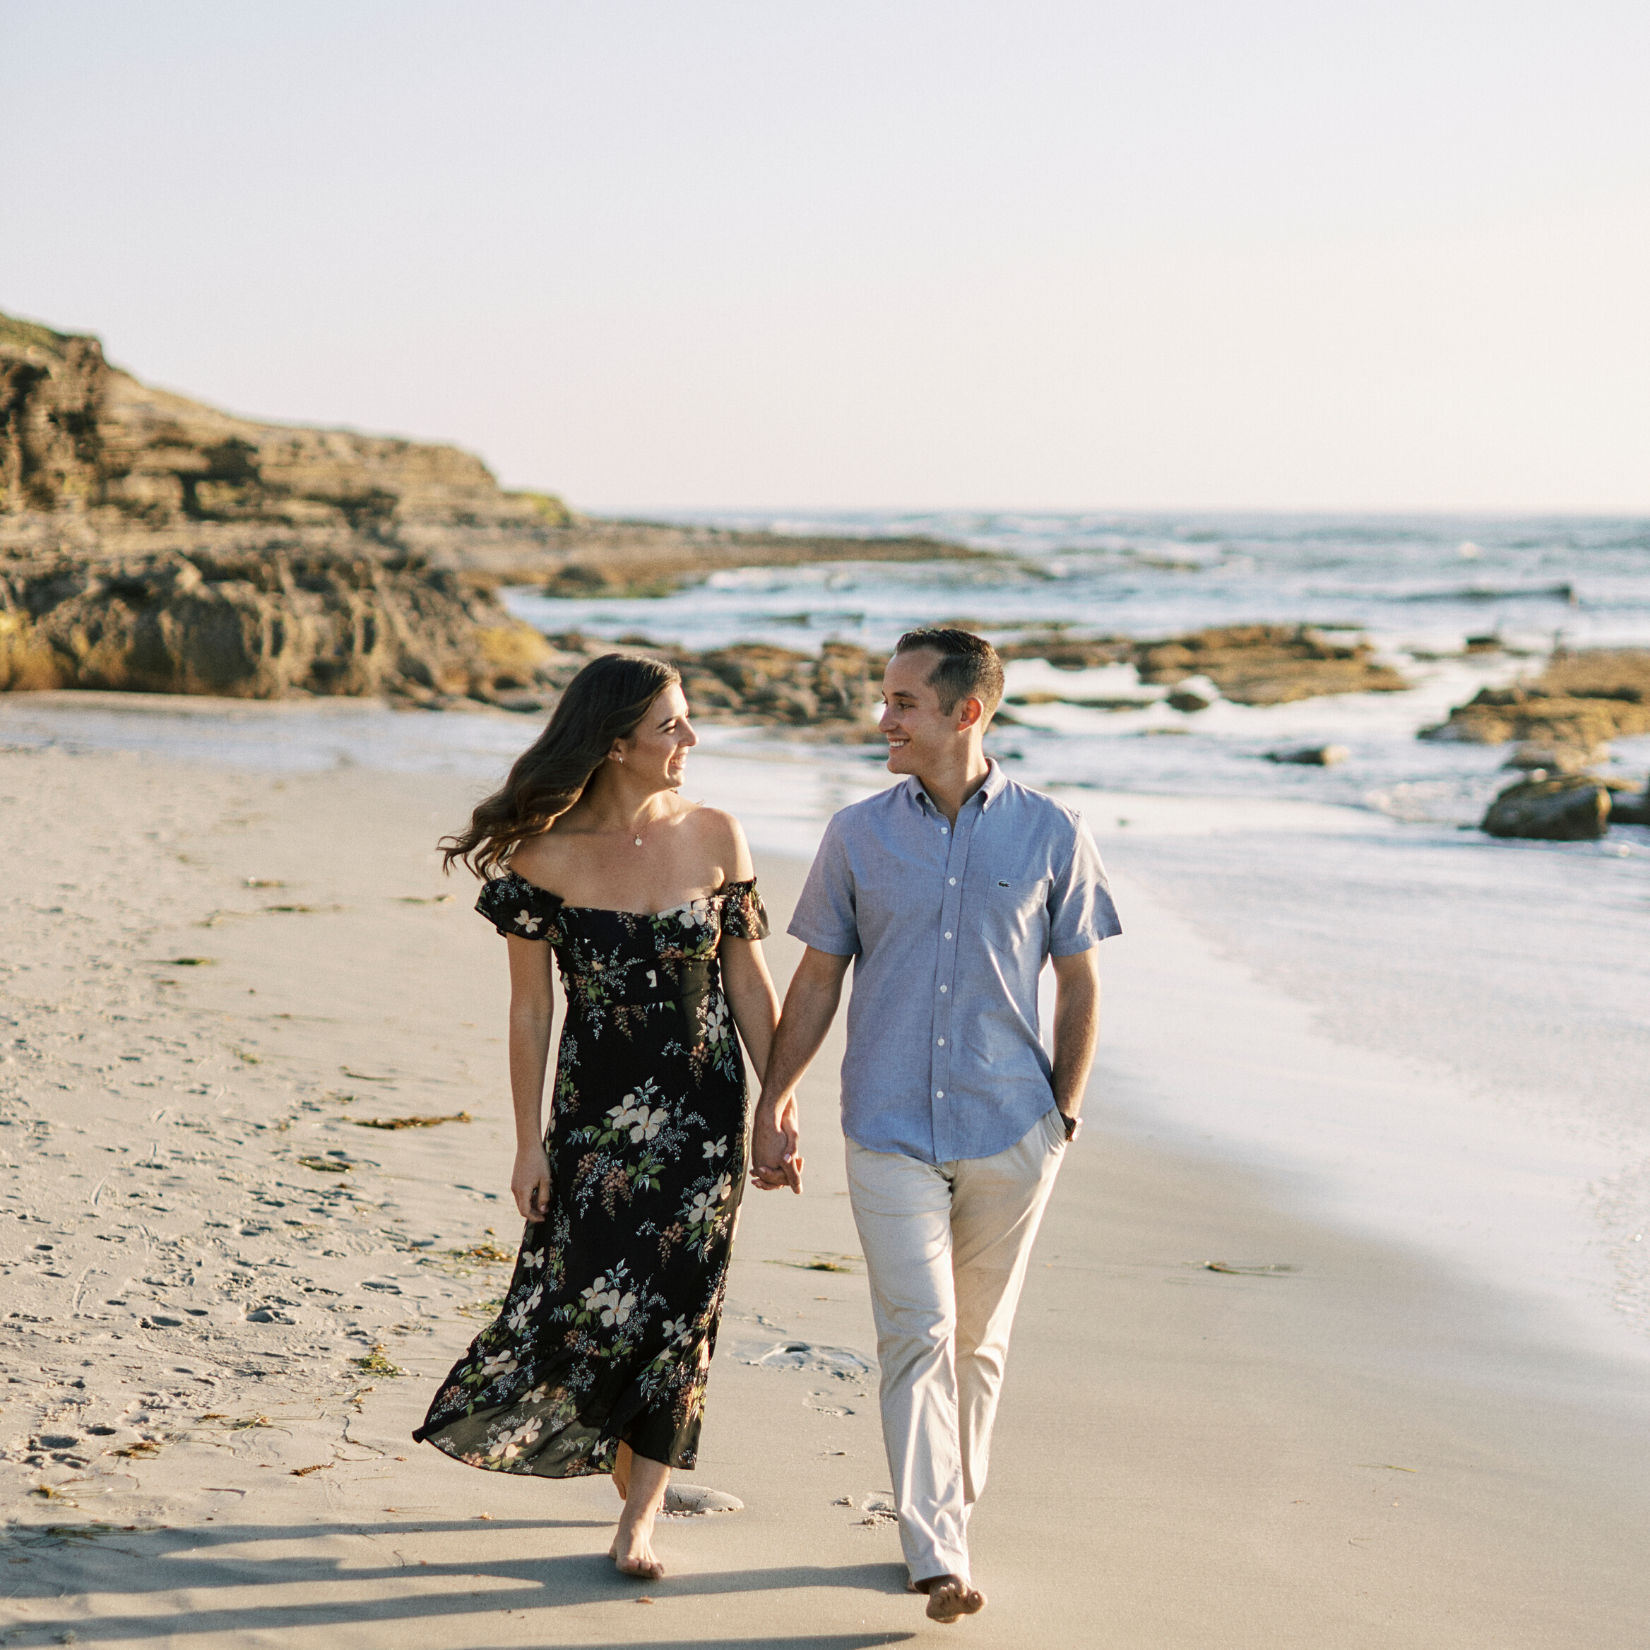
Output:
top-left (937, 1037), bottom-right (945, 1046)
top-left (936, 1090), bottom-right (944, 1098)
top-left (939, 984), bottom-right (947, 993)
top-left (948, 877), bottom-right (956, 885)
top-left (944, 931), bottom-right (952, 939)
top-left (941, 827), bottom-right (949, 835)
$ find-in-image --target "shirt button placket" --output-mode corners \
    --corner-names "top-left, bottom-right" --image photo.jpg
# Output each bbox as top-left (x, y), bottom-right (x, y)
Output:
top-left (932, 804), bottom-right (972, 1160)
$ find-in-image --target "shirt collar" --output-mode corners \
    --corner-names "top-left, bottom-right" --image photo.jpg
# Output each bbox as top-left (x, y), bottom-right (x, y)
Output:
top-left (909, 759), bottom-right (1008, 816)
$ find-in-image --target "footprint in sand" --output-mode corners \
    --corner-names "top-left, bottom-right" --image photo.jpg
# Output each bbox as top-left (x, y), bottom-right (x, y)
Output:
top-left (805, 1390), bottom-right (855, 1417)
top-left (662, 1484), bottom-right (744, 1516)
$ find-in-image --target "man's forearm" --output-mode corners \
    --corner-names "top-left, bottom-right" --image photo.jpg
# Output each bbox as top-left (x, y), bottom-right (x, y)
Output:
top-left (757, 951), bottom-right (849, 1110)
top-left (1050, 953), bottom-right (1101, 1117)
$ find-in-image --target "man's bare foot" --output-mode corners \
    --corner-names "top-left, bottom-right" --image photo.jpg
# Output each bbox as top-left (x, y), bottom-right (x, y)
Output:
top-left (914, 1575), bottom-right (986, 1624)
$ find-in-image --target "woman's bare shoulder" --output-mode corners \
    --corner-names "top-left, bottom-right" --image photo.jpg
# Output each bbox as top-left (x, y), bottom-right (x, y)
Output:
top-left (507, 827), bottom-right (576, 886)
top-left (680, 804), bottom-right (753, 879)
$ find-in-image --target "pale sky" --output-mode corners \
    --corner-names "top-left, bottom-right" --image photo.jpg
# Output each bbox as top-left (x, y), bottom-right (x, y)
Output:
top-left (4, 1), bottom-right (1647, 513)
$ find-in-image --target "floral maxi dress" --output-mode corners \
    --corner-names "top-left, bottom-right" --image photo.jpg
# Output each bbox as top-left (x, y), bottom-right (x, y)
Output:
top-left (413, 871), bottom-right (768, 1477)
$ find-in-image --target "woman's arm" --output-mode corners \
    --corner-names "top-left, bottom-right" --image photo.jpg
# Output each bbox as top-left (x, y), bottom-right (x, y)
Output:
top-left (703, 809), bottom-right (780, 1077)
top-left (505, 933), bottom-right (557, 1221)
top-left (720, 935), bottom-right (780, 1080)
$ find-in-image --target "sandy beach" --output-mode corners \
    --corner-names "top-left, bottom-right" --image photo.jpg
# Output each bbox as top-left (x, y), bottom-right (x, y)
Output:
top-left (3, 725), bottom-right (1648, 1649)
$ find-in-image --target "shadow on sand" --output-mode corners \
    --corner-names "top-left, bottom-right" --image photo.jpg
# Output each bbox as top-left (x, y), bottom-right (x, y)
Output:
top-left (6, 1517), bottom-right (917, 1646)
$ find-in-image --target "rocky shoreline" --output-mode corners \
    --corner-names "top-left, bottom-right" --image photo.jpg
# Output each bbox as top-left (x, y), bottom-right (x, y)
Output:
top-left (1, 306), bottom-right (1001, 703)
top-left (1, 306), bottom-right (1401, 717)
top-left (1422, 647), bottom-right (1650, 839)
top-left (5, 303), bottom-right (1648, 839)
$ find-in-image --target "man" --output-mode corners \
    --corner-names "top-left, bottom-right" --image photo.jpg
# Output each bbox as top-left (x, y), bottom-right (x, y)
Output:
top-left (751, 627), bottom-right (1120, 1625)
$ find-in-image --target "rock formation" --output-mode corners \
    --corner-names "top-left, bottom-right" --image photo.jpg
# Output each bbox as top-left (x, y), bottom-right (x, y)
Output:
top-left (0, 309), bottom-right (575, 570)
top-left (1422, 649), bottom-right (1650, 763)
top-left (0, 548), bottom-right (567, 705)
top-left (543, 632), bottom-right (877, 730)
top-left (1481, 775), bottom-right (1612, 841)
top-left (0, 306), bottom-right (997, 709)
top-left (1, 308), bottom-right (989, 592)
top-left (995, 623), bottom-right (1409, 705)
top-left (1610, 774), bottom-right (1650, 827)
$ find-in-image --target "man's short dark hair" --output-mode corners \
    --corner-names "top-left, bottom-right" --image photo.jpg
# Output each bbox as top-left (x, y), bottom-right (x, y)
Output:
top-left (894, 627), bottom-right (1005, 717)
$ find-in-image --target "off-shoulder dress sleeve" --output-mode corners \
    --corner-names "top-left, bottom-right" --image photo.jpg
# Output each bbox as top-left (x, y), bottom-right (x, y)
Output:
top-left (475, 872), bottom-right (563, 943)
top-left (718, 878), bottom-right (770, 941)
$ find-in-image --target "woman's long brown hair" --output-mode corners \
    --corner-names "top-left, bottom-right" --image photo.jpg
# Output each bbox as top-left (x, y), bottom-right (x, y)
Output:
top-left (441, 653), bottom-right (682, 878)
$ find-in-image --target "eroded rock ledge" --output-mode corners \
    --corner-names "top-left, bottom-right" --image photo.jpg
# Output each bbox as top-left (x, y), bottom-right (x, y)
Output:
top-left (1422, 648), bottom-right (1650, 763)
top-left (1, 307), bottom-right (991, 590)
top-left (992, 622), bottom-right (1409, 706)
top-left (0, 548), bottom-right (559, 705)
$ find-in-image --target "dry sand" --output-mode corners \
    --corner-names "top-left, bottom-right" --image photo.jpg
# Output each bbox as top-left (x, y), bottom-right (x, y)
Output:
top-left (1, 742), bottom-right (1646, 1648)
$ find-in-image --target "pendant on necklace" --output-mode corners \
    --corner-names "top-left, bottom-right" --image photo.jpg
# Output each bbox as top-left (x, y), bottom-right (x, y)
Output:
top-left (633, 835), bottom-right (643, 847)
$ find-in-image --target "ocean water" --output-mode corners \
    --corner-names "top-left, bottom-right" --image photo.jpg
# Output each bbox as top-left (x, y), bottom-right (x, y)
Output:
top-left (512, 508), bottom-right (1650, 655)
top-left (501, 510), bottom-right (1650, 824)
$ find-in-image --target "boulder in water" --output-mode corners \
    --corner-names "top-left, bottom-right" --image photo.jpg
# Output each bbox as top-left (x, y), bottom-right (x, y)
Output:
top-left (1609, 774), bottom-right (1650, 826)
top-left (1481, 775), bottom-right (1611, 841)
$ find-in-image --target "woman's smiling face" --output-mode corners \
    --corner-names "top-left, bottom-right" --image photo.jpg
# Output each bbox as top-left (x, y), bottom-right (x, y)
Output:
top-left (616, 682), bottom-right (698, 789)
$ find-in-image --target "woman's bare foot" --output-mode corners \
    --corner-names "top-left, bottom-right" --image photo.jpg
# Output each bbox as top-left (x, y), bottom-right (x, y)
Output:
top-left (608, 1448), bottom-right (670, 1580)
top-left (608, 1531), bottom-right (664, 1580)
top-left (914, 1574), bottom-right (987, 1624)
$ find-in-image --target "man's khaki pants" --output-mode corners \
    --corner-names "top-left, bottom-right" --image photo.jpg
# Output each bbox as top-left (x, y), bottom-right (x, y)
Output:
top-left (845, 1108), bottom-right (1068, 1586)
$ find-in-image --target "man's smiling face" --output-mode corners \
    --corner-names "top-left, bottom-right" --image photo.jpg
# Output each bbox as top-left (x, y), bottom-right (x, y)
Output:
top-left (880, 647), bottom-right (970, 775)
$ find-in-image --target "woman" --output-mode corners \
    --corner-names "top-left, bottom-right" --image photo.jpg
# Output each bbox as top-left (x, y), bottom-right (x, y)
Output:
top-left (413, 654), bottom-right (782, 1580)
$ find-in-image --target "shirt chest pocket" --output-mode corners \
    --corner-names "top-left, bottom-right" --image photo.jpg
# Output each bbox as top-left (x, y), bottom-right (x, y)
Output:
top-left (979, 871), bottom-right (1051, 951)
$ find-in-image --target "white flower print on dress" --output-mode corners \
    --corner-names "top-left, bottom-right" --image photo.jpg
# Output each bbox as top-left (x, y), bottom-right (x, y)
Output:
top-left (479, 1350), bottom-right (518, 1380)
top-left (684, 1175), bottom-right (731, 1227)
top-left (703, 1136), bottom-right (728, 1160)
top-left (514, 910), bottom-right (542, 935)
top-left (629, 1105), bottom-right (669, 1144)
top-left (506, 1283), bottom-right (544, 1334)
top-left (489, 1414), bottom-right (543, 1461)
top-left (601, 1290), bottom-right (639, 1327)
top-left (703, 995), bottom-right (730, 1043)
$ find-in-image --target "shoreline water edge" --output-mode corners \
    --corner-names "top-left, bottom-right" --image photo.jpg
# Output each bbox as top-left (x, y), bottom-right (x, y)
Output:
top-left (5, 691), bottom-right (1648, 1375)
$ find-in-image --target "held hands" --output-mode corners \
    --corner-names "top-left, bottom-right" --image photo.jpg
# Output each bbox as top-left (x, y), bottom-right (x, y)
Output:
top-left (750, 1092), bottom-right (803, 1195)
top-left (512, 1143), bottom-right (552, 1222)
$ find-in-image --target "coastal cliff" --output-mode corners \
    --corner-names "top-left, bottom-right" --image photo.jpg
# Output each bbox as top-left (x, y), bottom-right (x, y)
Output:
top-left (0, 308), bottom-right (989, 706)
top-left (0, 309), bottom-right (976, 588)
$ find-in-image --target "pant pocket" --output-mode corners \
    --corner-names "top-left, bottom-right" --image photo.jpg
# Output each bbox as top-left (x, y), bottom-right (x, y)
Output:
top-left (1040, 1107), bottom-right (1068, 1151)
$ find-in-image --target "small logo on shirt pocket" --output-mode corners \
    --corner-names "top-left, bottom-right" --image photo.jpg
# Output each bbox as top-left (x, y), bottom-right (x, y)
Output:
top-left (997, 879), bottom-right (1010, 887)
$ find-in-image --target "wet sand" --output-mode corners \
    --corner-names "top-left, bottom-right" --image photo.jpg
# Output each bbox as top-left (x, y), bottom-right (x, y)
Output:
top-left (1, 745), bottom-right (1646, 1647)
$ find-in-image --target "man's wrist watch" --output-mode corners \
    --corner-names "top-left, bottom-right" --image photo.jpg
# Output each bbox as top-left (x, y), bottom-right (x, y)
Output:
top-left (1060, 1109), bottom-right (1081, 1142)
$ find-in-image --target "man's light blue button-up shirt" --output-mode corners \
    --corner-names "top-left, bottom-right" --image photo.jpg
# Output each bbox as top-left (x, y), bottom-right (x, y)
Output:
top-left (788, 761), bottom-right (1121, 1164)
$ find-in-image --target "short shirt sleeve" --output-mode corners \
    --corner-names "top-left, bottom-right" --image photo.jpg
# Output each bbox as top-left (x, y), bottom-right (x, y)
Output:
top-left (719, 878), bottom-right (771, 941)
top-left (786, 814), bottom-right (861, 956)
top-left (475, 872), bottom-right (563, 943)
top-left (1047, 814), bottom-right (1122, 956)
